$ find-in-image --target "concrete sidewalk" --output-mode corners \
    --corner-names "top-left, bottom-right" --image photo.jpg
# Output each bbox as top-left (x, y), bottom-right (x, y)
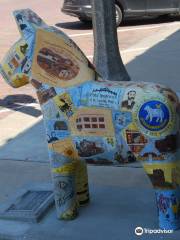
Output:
top-left (0, 22), bottom-right (180, 240)
top-left (0, 186), bottom-right (165, 240)
top-left (1, 160), bottom-right (180, 240)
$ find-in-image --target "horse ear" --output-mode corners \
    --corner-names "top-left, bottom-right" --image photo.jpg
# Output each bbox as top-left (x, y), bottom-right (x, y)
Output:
top-left (13, 9), bottom-right (47, 37)
top-left (0, 38), bottom-right (30, 88)
top-left (12, 9), bottom-right (100, 86)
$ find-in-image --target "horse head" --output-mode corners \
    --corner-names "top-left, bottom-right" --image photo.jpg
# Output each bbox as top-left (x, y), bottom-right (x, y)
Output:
top-left (0, 9), bottom-right (98, 90)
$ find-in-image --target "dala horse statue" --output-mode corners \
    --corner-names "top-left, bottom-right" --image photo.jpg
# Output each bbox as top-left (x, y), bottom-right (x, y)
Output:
top-left (0, 1), bottom-right (180, 230)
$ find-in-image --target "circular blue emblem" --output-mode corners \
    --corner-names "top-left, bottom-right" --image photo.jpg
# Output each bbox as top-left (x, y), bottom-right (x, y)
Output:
top-left (138, 100), bottom-right (170, 131)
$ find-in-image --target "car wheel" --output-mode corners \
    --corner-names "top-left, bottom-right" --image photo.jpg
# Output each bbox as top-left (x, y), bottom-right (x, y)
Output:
top-left (115, 4), bottom-right (123, 26)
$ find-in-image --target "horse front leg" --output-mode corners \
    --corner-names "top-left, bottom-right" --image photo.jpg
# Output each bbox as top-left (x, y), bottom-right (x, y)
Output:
top-left (49, 150), bottom-right (79, 220)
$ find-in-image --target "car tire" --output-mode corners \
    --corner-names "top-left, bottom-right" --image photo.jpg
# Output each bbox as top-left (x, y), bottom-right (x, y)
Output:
top-left (79, 5), bottom-right (122, 26)
top-left (115, 4), bottom-right (123, 26)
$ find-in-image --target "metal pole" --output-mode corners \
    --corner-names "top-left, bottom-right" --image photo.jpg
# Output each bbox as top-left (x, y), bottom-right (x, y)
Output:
top-left (92, 0), bottom-right (131, 82)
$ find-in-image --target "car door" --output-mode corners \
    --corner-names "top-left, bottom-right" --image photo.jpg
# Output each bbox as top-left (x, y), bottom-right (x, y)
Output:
top-left (147, 0), bottom-right (178, 14)
top-left (123, 0), bottom-right (147, 15)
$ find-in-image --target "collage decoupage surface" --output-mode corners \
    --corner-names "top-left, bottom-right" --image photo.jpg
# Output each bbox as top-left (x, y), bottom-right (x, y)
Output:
top-left (31, 28), bottom-right (179, 168)
top-left (0, 9), bottom-right (180, 229)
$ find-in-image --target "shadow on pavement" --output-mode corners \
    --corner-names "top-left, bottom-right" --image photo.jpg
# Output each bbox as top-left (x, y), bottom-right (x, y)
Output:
top-left (56, 15), bottom-right (180, 30)
top-left (56, 20), bottom-right (92, 30)
top-left (0, 120), bottom-right (48, 162)
top-left (0, 94), bottom-right (42, 117)
top-left (126, 29), bottom-right (180, 90)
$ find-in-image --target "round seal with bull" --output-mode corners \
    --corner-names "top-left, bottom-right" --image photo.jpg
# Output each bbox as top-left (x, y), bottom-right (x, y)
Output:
top-left (135, 99), bottom-right (175, 138)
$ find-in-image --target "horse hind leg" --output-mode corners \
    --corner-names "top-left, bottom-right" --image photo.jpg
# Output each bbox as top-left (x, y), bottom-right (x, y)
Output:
top-left (131, 86), bottom-right (180, 230)
top-left (137, 133), bottom-right (180, 230)
top-left (142, 160), bottom-right (180, 230)
top-left (75, 160), bottom-right (90, 206)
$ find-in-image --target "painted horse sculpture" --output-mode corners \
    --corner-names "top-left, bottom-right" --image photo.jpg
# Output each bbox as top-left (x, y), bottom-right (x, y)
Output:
top-left (0, 9), bottom-right (180, 230)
